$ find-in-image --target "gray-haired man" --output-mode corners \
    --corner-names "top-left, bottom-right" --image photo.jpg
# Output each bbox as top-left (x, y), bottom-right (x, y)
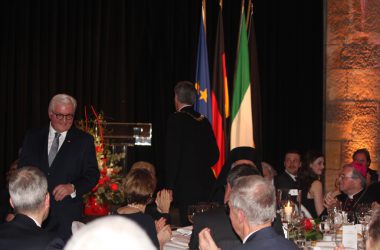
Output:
top-left (199, 175), bottom-right (297, 250)
top-left (0, 167), bottom-right (64, 250)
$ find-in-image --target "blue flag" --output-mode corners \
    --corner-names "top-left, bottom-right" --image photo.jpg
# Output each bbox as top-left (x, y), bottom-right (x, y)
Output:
top-left (194, 15), bottom-right (212, 123)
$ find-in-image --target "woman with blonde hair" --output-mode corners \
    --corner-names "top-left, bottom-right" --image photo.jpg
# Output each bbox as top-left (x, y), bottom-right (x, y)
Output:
top-left (115, 169), bottom-right (171, 250)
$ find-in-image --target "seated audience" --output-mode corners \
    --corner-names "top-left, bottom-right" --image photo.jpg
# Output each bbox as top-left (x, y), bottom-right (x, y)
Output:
top-left (324, 163), bottom-right (376, 213)
top-left (274, 150), bottom-right (302, 190)
top-left (115, 168), bottom-right (171, 250)
top-left (64, 216), bottom-right (156, 250)
top-left (298, 151), bottom-right (325, 218)
top-left (211, 147), bottom-right (261, 204)
top-left (0, 166), bottom-right (64, 250)
top-left (129, 161), bottom-right (173, 223)
top-left (199, 175), bottom-right (297, 250)
top-left (352, 148), bottom-right (378, 186)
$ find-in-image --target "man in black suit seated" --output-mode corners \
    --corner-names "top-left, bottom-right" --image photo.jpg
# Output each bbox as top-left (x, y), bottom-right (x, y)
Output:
top-left (189, 164), bottom-right (258, 250)
top-left (324, 163), bottom-right (378, 214)
top-left (199, 175), bottom-right (297, 250)
top-left (0, 166), bottom-right (64, 250)
top-left (190, 164), bottom-right (284, 250)
top-left (19, 94), bottom-right (100, 241)
top-left (274, 150), bottom-right (301, 190)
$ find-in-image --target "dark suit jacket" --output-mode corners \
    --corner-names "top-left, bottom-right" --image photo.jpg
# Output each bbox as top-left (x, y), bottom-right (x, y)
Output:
top-left (189, 207), bottom-right (285, 250)
top-left (237, 227), bottom-right (297, 250)
top-left (274, 172), bottom-right (298, 190)
top-left (189, 206), bottom-right (241, 250)
top-left (0, 214), bottom-right (64, 250)
top-left (164, 106), bottom-right (219, 203)
top-left (19, 126), bottom-right (100, 240)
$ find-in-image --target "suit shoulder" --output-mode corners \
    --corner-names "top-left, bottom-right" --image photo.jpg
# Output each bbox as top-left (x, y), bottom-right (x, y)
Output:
top-left (71, 127), bottom-right (94, 140)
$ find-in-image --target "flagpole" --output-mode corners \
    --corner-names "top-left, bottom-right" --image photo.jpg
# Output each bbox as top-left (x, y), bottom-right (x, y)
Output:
top-left (247, 1), bottom-right (254, 38)
top-left (202, 0), bottom-right (207, 34)
top-left (246, 0), bottom-right (251, 29)
top-left (233, 0), bottom-right (245, 90)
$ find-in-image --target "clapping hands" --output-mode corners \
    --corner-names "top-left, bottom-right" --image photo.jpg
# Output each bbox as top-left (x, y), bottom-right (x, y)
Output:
top-left (156, 189), bottom-right (173, 213)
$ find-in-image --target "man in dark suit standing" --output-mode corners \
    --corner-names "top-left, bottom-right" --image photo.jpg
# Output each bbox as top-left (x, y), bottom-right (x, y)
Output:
top-left (165, 81), bottom-right (219, 226)
top-left (274, 150), bottom-right (301, 190)
top-left (199, 175), bottom-right (297, 250)
top-left (0, 166), bottom-right (64, 250)
top-left (19, 94), bottom-right (99, 241)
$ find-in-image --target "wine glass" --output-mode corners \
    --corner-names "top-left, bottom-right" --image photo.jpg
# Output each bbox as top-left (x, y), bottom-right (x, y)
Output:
top-left (333, 212), bottom-right (343, 246)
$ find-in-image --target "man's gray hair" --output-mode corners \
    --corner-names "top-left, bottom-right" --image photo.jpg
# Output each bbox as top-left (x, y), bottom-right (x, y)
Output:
top-left (64, 216), bottom-right (156, 250)
top-left (343, 164), bottom-right (366, 189)
top-left (48, 94), bottom-right (77, 112)
top-left (174, 81), bottom-right (197, 105)
top-left (229, 175), bottom-right (276, 225)
top-left (8, 166), bottom-right (47, 214)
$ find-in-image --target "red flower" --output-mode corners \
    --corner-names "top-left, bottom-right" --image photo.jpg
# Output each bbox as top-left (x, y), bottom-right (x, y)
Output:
top-left (95, 145), bottom-right (103, 153)
top-left (102, 158), bottom-right (107, 165)
top-left (98, 176), bottom-right (109, 185)
top-left (101, 167), bottom-right (107, 175)
top-left (110, 183), bottom-right (119, 191)
top-left (303, 218), bottom-right (313, 231)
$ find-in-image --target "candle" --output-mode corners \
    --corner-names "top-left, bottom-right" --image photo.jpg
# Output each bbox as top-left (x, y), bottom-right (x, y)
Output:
top-left (284, 201), bottom-right (293, 222)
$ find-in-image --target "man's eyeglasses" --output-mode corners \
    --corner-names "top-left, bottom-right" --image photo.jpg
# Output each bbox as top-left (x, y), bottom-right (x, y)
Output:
top-left (52, 112), bottom-right (74, 121)
top-left (338, 174), bottom-right (354, 180)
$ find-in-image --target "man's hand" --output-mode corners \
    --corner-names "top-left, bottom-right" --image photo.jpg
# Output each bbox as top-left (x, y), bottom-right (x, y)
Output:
top-left (323, 191), bottom-right (339, 209)
top-left (199, 228), bottom-right (220, 250)
top-left (53, 184), bottom-right (75, 201)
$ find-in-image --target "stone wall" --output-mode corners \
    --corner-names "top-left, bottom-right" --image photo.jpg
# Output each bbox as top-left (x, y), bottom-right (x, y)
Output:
top-left (325, 0), bottom-right (380, 191)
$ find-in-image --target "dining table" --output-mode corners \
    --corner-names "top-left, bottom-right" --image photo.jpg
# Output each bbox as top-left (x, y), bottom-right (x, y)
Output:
top-left (164, 226), bottom-right (365, 250)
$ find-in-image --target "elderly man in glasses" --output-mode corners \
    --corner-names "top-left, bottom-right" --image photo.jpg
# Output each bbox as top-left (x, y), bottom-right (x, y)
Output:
top-left (19, 94), bottom-right (99, 241)
top-left (324, 163), bottom-right (377, 213)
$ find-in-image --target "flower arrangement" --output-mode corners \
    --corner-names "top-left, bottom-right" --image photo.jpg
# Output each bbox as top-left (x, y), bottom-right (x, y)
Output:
top-left (303, 218), bottom-right (323, 241)
top-left (77, 107), bottom-right (125, 214)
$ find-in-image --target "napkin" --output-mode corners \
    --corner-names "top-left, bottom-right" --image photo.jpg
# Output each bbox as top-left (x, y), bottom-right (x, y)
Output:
top-left (177, 226), bottom-right (193, 236)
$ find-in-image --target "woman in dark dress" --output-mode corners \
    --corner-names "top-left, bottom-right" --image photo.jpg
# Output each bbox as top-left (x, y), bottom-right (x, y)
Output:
top-left (115, 169), bottom-right (171, 250)
top-left (298, 151), bottom-right (325, 218)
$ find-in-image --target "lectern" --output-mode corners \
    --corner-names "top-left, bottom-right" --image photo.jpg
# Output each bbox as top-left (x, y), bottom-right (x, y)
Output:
top-left (102, 122), bottom-right (152, 172)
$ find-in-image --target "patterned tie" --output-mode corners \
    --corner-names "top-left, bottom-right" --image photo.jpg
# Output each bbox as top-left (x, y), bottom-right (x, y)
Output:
top-left (48, 132), bottom-right (61, 166)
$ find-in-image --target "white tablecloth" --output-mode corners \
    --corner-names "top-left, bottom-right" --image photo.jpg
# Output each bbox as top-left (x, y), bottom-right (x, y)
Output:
top-left (164, 226), bottom-right (192, 250)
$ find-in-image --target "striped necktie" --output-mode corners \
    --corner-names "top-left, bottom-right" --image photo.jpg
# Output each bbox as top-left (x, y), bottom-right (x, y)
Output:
top-left (48, 132), bottom-right (61, 166)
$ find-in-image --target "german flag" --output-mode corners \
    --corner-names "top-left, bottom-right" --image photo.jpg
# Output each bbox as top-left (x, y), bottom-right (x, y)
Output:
top-left (211, 2), bottom-right (229, 177)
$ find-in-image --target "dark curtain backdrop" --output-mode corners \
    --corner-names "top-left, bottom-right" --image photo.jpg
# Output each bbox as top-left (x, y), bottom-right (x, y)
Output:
top-left (0, 0), bottom-right (323, 188)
